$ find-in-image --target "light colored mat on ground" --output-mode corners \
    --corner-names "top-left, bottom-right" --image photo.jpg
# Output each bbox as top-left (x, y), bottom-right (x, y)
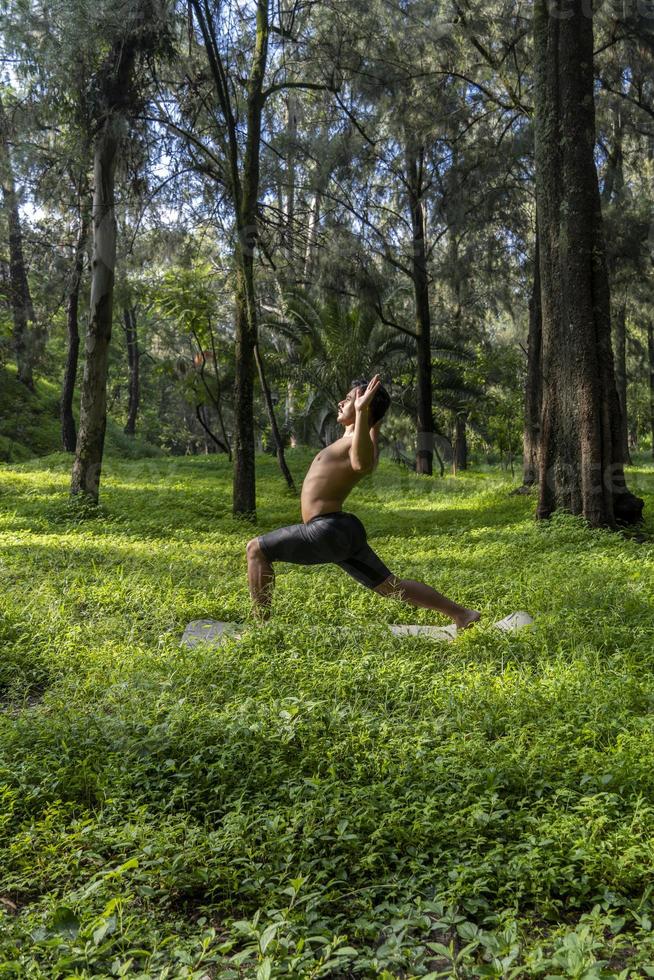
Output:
top-left (181, 611), bottom-right (534, 648)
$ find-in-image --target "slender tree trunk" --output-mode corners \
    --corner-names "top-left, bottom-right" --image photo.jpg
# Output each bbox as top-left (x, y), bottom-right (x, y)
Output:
top-left (192, 328), bottom-right (232, 458)
top-left (285, 93), bottom-right (297, 262)
top-left (405, 141), bottom-right (433, 475)
top-left (303, 187), bottom-right (322, 281)
top-left (70, 120), bottom-right (120, 502)
top-left (207, 326), bottom-right (232, 459)
top-left (453, 412), bottom-right (468, 473)
top-left (195, 403), bottom-right (229, 454)
top-left (648, 322), bottom-right (654, 461)
top-left (254, 343), bottom-right (296, 492)
top-left (61, 206), bottom-right (89, 451)
top-left (285, 380), bottom-right (297, 447)
top-left (523, 224), bottom-right (542, 485)
top-left (123, 305), bottom-right (140, 436)
top-left (612, 302), bottom-right (631, 465)
top-left (232, 249), bottom-right (258, 515)
top-left (533, 0), bottom-right (643, 526)
top-left (0, 94), bottom-right (42, 390)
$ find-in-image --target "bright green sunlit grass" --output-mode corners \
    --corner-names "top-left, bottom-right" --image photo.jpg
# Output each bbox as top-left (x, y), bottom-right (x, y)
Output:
top-left (1, 450), bottom-right (654, 978)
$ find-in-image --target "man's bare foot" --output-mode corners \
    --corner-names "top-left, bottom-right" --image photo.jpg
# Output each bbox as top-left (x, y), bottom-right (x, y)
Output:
top-left (453, 609), bottom-right (481, 631)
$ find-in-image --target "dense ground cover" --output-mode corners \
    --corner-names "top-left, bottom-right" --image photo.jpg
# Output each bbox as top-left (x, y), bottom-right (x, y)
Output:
top-left (1, 450), bottom-right (654, 978)
top-left (0, 368), bottom-right (163, 463)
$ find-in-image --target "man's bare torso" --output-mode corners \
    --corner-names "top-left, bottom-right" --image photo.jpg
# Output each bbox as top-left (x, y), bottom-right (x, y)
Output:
top-left (301, 434), bottom-right (365, 523)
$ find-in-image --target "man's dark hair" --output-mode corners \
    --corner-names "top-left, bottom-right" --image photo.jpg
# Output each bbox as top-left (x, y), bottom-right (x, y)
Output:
top-left (351, 377), bottom-right (391, 425)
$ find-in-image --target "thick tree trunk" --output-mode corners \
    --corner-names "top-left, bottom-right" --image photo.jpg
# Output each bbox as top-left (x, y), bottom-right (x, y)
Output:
top-left (231, 0), bottom-right (270, 518)
top-left (612, 302), bottom-right (631, 465)
top-left (405, 141), bottom-right (433, 475)
top-left (533, 0), bottom-right (643, 527)
top-left (190, 0), bottom-right (269, 517)
top-left (70, 121), bottom-right (120, 503)
top-left (0, 94), bottom-right (42, 390)
top-left (61, 207), bottom-right (89, 451)
top-left (453, 412), bottom-right (468, 473)
top-left (523, 224), bottom-right (542, 486)
top-left (649, 322), bottom-right (654, 461)
top-left (123, 305), bottom-right (140, 436)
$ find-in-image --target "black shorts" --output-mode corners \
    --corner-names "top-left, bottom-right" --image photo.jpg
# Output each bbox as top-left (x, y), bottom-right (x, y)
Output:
top-left (257, 511), bottom-right (392, 590)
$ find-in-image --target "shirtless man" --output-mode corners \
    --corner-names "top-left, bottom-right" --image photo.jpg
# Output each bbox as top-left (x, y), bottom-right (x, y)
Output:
top-left (246, 375), bottom-right (481, 630)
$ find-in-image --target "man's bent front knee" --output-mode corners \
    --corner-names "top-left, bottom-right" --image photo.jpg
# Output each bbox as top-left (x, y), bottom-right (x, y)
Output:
top-left (246, 537), bottom-right (265, 562)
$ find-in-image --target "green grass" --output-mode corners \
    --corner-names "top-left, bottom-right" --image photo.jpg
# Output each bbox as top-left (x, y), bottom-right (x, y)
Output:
top-left (1, 449), bottom-right (654, 978)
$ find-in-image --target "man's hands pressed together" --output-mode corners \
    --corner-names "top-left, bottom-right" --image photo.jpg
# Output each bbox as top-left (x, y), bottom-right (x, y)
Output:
top-left (350, 374), bottom-right (381, 473)
top-left (354, 374), bottom-right (381, 415)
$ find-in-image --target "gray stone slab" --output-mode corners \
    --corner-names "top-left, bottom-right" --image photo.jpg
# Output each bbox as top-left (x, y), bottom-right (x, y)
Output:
top-left (181, 619), bottom-right (243, 648)
top-left (388, 623), bottom-right (457, 641)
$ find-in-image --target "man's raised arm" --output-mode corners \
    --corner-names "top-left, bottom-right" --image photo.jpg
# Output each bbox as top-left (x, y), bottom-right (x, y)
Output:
top-left (350, 375), bottom-right (381, 473)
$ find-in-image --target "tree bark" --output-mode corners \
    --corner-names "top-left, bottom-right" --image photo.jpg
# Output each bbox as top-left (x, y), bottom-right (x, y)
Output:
top-left (533, 0), bottom-right (643, 527)
top-left (231, 0), bottom-right (270, 517)
top-left (612, 302), bottom-right (631, 465)
top-left (649, 322), bottom-right (654, 461)
top-left (285, 93), bottom-right (297, 262)
top-left (254, 342), bottom-right (296, 492)
top-left (405, 140), bottom-right (433, 475)
top-left (61, 205), bottom-right (90, 451)
top-left (232, 250), bottom-right (258, 516)
top-left (523, 223), bottom-right (542, 486)
top-left (123, 304), bottom-right (140, 436)
top-left (303, 186), bottom-right (322, 282)
top-left (71, 118), bottom-right (121, 502)
top-left (0, 94), bottom-right (42, 390)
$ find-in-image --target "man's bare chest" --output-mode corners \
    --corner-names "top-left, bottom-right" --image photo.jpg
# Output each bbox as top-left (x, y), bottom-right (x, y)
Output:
top-left (309, 438), bottom-right (352, 471)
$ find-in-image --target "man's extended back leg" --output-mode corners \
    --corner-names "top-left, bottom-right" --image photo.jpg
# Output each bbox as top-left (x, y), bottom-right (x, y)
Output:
top-left (374, 574), bottom-right (481, 630)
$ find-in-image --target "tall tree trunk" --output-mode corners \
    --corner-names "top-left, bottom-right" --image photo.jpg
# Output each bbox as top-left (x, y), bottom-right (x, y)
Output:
top-left (71, 120), bottom-right (121, 502)
top-left (523, 223), bottom-right (542, 486)
top-left (453, 412), bottom-right (468, 473)
top-left (533, 0), bottom-right (643, 527)
top-left (123, 304), bottom-right (140, 436)
top-left (254, 343), bottom-right (295, 492)
top-left (232, 253), bottom-right (257, 516)
top-left (612, 302), bottom-right (631, 465)
top-left (0, 94), bottom-right (41, 390)
top-left (285, 93), bottom-right (297, 262)
top-left (649, 322), bottom-right (654, 461)
top-left (303, 187), bottom-right (322, 282)
top-left (285, 380), bottom-right (297, 447)
top-left (61, 205), bottom-right (89, 451)
top-left (405, 140), bottom-right (433, 475)
top-left (231, 0), bottom-right (269, 517)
